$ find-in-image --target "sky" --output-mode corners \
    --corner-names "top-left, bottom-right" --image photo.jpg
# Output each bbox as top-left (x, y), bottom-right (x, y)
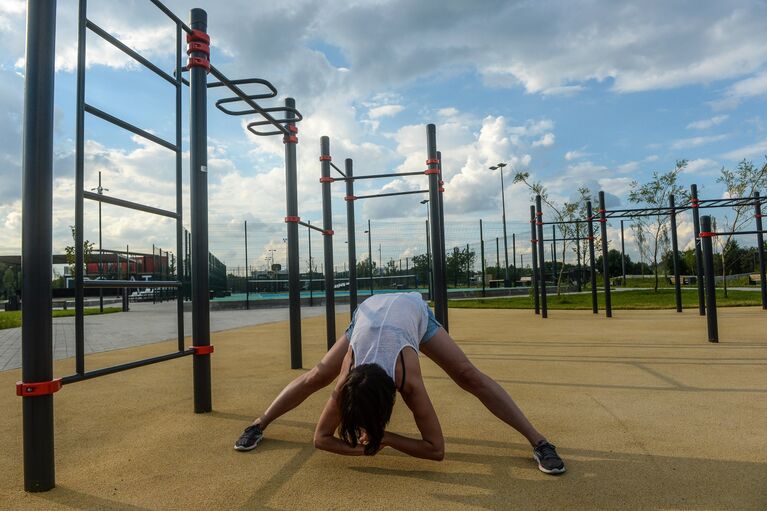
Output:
top-left (2, 0), bottom-right (767, 272)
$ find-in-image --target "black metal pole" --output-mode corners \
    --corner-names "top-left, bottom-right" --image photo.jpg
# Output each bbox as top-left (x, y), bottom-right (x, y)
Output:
top-left (426, 219), bottom-right (432, 300)
top-left (620, 220), bottom-right (626, 287)
top-left (598, 192), bottom-right (612, 317)
top-left (576, 221), bottom-right (583, 292)
top-left (98, 173), bottom-right (103, 312)
top-left (495, 237), bottom-right (500, 281)
top-left (436, 149), bottom-right (448, 329)
top-left (587, 201), bottom-right (598, 314)
top-left (74, 0), bottom-right (86, 376)
top-left (244, 220), bottom-right (249, 310)
top-left (754, 192), bottom-right (766, 309)
top-left (320, 136), bottom-right (336, 350)
top-left (535, 196), bottom-right (548, 318)
top-left (480, 220), bottom-right (486, 297)
top-left (428, 126), bottom-right (447, 327)
top-left (512, 232), bottom-right (516, 286)
top-left (530, 206), bottom-right (540, 314)
top-left (368, 219), bottom-right (374, 296)
top-left (345, 159), bottom-right (358, 314)
top-left (700, 216), bottom-right (718, 342)
top-left (669, 194), bottom-right (682, 313)
top-left (691, 184), bottom-right (705, 316)
top-left (284, 97), bottom-right (302, 369)
top-left (500, 167), bottom-right (510, 287)
top-left (21, 0), bottom-right (57, 492)
top-left (175, 21), bottom-right (184, 352)
top-left (189, 8), bottom-right (211, 412)
top-left (308, 221), bottom-right (313, 306)
top-left (551, 225), bottom-right (557, 286)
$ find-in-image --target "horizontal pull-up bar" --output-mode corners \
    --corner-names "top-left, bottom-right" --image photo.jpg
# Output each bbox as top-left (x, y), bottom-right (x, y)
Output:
top-left (61, 349), bottom-right (193, 385)
top-left (541, 236), bottom-right (593, 242)
top-left (86, 20), bottom-right (177, 87)
top-left (331, 170), bottom-right (428, 182)
top-left (700, 229), bottom-right (766, 237)
top-left (84, 103), bottom-right (178, 152)
top-left (83, 191), bottom-right (178, 219)
top-left (353, 189), bottom-right (429, 200)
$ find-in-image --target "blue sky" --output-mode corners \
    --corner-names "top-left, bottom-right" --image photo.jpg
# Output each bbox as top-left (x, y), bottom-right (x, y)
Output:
top-left (2, 0), bottom-right (766, 270)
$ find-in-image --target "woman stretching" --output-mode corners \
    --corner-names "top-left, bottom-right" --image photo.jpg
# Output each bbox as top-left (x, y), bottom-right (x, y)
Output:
top-left (234, 292), bottom-right (565, 474)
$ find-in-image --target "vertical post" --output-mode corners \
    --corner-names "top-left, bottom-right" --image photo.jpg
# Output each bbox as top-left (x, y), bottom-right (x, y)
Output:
top-left (436, 150), bottom-right (449, 330)
top-left (575, 221), bottom-right (583, 292)
top-left (345, 159), bottom-right (358, 314)
top-left (480, 220), bottom-right (486, 297)
top-left (551, 225), bottom-right (557, 283)
top-left (283, 97), bottom-right (302, 369)
top-left (426, 219), bottom-right (432, 300)
top-left (669, 194), bottom-right (682, 313)
top-left (308, 222), bottom-right (313, 306)
top-left (495, 237), bottom-right (500, 280)
top-left (620, 220), bottom-right (627, 287)
top-left (587, 201), bottom-right (598, 314)
top-left (500, 167), bottom-right (510, 287)
top-left (427, 125), bottom-right (447, 328)
top-left (244, 220), bottom-right (249, 310)
top-left (535, 196), bottom-right (548, 318)
top-left (368, 219), bottom-right (374, 296)
top-left (691, 184), bottom-right (705, 316)
top-left (466, 243), bottom-right (471, 288)
top-left (530, 206), bottom-right (540, 314)
top-left (700, 216), bottom-right (718, 342)
top-left (754, 192), bottom-right (766, 309)
top-left (598, 191), bottom-right (612, 318)
top-left (175, 20), bottom-right (184, 352)
top-left (21, 0), bottom-right (57, 492)
top-left (189, 8), bottom-right (212, 411)
top-left (74, 0), bottom-right (86, 377)
top-left (98, 174), bottom-right (103, 313)
top-left (512, 233), bottom-right (516, 286)
top-left (320, 136), bottom-right (336, 349)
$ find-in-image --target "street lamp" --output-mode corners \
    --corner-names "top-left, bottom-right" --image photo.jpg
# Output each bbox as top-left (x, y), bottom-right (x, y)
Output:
top-left (364, 219), bottom-right (373, 295)
top-left (490, 162), bottom-right (510, 287)
top-left (421, 199), bottom-right (433, 300)
top-left (90, 171), bottom-right (108, 312)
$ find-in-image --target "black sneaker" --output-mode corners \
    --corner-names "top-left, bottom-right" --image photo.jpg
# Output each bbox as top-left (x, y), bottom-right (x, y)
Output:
top-left (234, 424), bottom-right (264, 451)
top-left (533, 441), bottom-right (566, 474)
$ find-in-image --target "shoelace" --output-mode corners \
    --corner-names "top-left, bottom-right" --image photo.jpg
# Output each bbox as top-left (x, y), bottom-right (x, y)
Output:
top-left (239, 426), bottom-right (261, 444)
top-left (536, 443), bottom-right (558, 459)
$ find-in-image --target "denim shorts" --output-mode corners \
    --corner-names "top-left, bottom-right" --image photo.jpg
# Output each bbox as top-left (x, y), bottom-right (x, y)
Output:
top-left (345, 305), bottom-right (442, 344)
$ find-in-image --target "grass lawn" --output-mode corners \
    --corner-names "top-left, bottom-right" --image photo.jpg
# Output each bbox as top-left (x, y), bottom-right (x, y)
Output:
top-left (0, 307), bottom-right (121, 330)
top-left (449, 289), bottom-right (763, 310)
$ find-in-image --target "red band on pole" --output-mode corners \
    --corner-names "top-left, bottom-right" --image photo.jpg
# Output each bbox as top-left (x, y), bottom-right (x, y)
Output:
top-left (438, 187), bottom-right (445, 192)
top-left (424, 169), bottom-right (440, 175)
top-left (439, 180), bottom-right (444, 185)
top-left (191, 345), bottom-right (214, 355)
top-left (284, 216), bottom-right (301, 223)
top-left (283, 135), bottom-right (298, 144)
top-left (186, 29), bottom-right (210, 44)
top-left (598, 209), bottom-right (606, 214)
top-left (186, 41), bottom-right (210, 57)
top-left (288, 125), bottom-right (298, 133)
top-left (536, 212), bottom-right (542, 216)
top-left (599, 218), bottom-right (607, 223)
top-left (531, 239), bottom-right (537, 243)
top-left (756, 214), bottom-right (764, 218)
top-left (587, 236), bottom-right (594, 241)
top-left (699, 231), bottom-right (716, 238)
top-left (319, 177), bottom-right (334, 183)
top-left (426, 159), bottom-right (439, 165)
top-left (344, 195), bottom-right (356, 202)
top-left (323, 229), bottom-right (334, 236)
top-left (319, 155), bottom-right (332, 161)
top-left (186, 56), bottom-right (210, 73)
top-left (16, 379), bottom-right (62, 397)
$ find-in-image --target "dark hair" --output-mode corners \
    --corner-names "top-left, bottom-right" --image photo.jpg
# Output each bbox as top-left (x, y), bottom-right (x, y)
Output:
top-left (338, 363), bottom-right (396, 455)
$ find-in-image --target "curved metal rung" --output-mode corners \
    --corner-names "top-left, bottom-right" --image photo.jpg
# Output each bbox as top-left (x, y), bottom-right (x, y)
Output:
top-left (207, 77), bottom-right (278, 95)
top-left (211, 79), bottom-right (279, 116)
top-left (246, 107), bottom-right (304, 136)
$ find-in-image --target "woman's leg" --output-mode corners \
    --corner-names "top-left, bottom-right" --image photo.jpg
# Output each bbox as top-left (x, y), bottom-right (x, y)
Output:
top-left (253, 334), bottom-right (350, 430)
top-left (419, 328), bottom-right (546, 446)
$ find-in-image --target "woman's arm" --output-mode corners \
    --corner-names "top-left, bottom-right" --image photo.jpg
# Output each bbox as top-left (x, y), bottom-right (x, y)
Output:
top-left (385, 349), bottom-right (445, 461)
top-left (313, 347), bottom-right (368, 456)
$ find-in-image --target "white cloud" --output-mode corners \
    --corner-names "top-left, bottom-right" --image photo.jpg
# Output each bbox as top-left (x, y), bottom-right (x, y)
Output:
top-left (686, 115), bottom-right (728, 130)
top-left (564, 150), bottom-right (588, 161)
top-left (437, 107), bottom-right (459, 118)
top-left (670, 134), bottom-right (728, 150)
top-left (681, 158), bottom-right (720, 175)
top-left (368, 104), bottom-right (405, 119)
top-left (721, 140), bottom-right (767, 160)
top-left (532, 133), bottom-right (555, 148)
top-left (616, 161), bottom-right (639, 174)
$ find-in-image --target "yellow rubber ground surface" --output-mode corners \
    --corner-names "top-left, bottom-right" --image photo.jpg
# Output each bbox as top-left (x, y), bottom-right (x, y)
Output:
top-left (1, 307), bottom-right (766, 510)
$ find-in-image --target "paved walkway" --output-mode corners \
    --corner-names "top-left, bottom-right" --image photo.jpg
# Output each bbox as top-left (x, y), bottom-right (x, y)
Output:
top-left (0, 303), bottom-right (330, 371)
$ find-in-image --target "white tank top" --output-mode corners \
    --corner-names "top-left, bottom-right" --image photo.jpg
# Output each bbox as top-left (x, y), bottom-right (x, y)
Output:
top-left (349, 292), bottom-right (429, 382)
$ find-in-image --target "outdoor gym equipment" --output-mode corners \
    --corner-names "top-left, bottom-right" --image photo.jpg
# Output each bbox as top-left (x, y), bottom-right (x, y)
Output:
top-left (19, 0), bottom-right (300, 492)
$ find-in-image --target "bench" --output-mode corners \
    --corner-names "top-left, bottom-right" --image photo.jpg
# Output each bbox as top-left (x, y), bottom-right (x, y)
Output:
top-left (749, 274), bottom-right (762, 285)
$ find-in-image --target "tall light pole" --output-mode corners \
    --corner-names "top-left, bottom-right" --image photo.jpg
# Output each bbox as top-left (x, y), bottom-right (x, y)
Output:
top-left (90, 171), bottom-right (108, 312)
top-left (490, 162), bottom-right (509, 287)
top-left (364, 220), bottom-right (373, 295)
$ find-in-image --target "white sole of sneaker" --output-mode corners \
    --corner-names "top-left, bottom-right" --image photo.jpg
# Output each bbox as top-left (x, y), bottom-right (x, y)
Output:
top-left (533, 453), bottom-right (566, 474)
top-left (234, 436), bottom-right (262, 452)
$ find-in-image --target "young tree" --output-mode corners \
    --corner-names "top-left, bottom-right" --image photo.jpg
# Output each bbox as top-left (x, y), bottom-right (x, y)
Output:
top-left (513, 171), bottom-right (592, 294)
top-left (628, 161), bottom-right (688, 292)
top-left (713, 158), bottom-right (767, 296)
top-left (64, 225), bottom-right (95, 280)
